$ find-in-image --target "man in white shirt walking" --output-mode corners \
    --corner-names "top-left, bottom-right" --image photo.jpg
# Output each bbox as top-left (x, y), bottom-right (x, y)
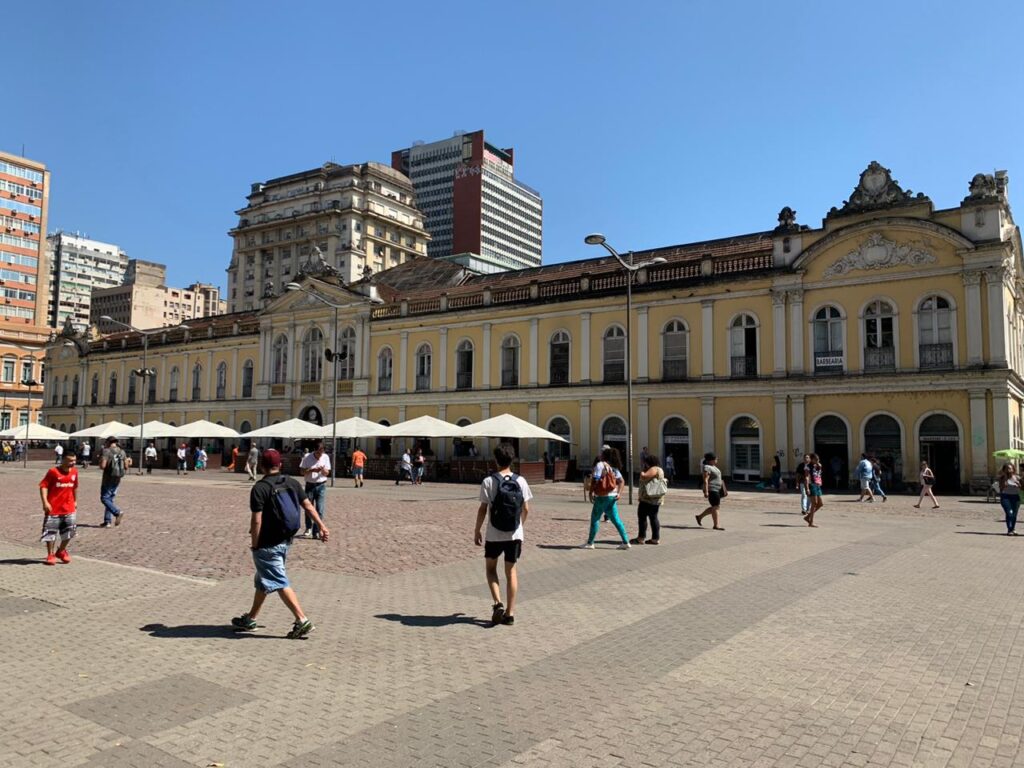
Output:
top-left (299, 442), bottom-right (331, 539)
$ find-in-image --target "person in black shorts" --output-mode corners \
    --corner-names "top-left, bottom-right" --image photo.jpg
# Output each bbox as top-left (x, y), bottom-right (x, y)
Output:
top-left (474, 443), bottom-right (532, 626)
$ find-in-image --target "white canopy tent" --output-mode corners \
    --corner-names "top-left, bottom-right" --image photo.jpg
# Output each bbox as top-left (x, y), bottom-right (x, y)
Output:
top-left (240, 418), bottom-right (327, 439)
top-left (70, 421), bottom-right (134, 439)
top-left (173, 419), bottom-right (240, 439)
top-left (321, 416), bottom-right (391, 439)
top-left (456, 413), bottom-right (569, 443)
top-left (118, 420), bottom-right (180, 440)
top-left (0, 424), bottom-right (70, 441)
top-left (381, 415), bottom-right (464, 438)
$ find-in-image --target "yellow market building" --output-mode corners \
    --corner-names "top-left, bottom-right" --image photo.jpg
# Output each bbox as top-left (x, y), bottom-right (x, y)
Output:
top-left (43, 163), bottom-right (1023, 492)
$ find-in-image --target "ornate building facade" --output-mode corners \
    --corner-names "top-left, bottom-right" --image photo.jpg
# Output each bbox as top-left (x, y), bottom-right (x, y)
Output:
top-left (44, 164), bottom-right (1023, 491)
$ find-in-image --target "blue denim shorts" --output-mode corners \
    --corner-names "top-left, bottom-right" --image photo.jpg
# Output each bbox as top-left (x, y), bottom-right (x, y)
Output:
top-left (252, 540), bottom-right (290, 593)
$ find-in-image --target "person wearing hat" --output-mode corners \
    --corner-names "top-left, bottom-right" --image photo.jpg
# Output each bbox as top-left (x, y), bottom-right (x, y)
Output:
top-left (232, 448), bottom-right (330, 639)
top-left (99, 436), bottom-right (130, 528)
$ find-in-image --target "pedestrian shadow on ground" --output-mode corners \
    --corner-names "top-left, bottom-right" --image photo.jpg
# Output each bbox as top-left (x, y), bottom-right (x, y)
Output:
top-left (760, 523), bottom-right (806, 528)
top-left (955, 531), bottom-right (1018, 537)
top-left (550, 517), bottom-right (588, 522)
top-left (139, 623), bottom-right (277, 639)
top-left (660, 524), bottom-right (704, 530)
top-left (0, 558), bottom-right (44, 566)
top-left (375, 613), bottom-right (491, 628)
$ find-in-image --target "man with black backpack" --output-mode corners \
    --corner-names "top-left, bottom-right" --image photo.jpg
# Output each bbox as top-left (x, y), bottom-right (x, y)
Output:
top-left (99, 436), bottom-right (130, 528)
top-left (473, 442), bottom-right (532, 626)
top-left (232, 449), bottom-right (330, 639)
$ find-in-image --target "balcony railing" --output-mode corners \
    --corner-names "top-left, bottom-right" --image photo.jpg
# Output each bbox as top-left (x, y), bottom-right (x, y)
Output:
top-left (730, 355), bottom-right (757, 378)
top-left (864, 345), bottom-right (895, 372)
top-left (456, 371), bottom-right (473, 390)
top-left (662, 358), bottom-right (688, 381)
top-left (501, 371), bottom-right (519, 388)
top-left (920, 342), bottom-right (954, 370)
top-left (604, 363), bottom-right (625, 383)
top-left (550, 367), bottom-right (569, 385)
top-left (415, 374), bottom-right (430, 391)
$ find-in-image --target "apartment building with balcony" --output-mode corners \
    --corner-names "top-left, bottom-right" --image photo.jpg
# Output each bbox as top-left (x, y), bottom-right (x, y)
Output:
top-left (46, 231), bottom-right (128, 330)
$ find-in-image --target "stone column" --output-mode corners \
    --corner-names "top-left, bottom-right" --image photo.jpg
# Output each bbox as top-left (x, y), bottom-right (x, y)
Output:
top-left (969, 389), bottom-right (989, 485)
top-left (230, 348), bottom-right (239, 398)
top-left (771, 291), bottom-right (787, 376)
top-left (963, 271), bottom-right (984, 366)
top-left (790, 395), bottom-right (806, 459)
top-left (398, 331), bottom-right (409, 393)
top-left (355, 317), bottom-right (366, 378)
top-left (580, 312), bottom-right (591, 383)
top-left (527, 401), bottom-right (539, 460)
top-left (437, 403), bottom-right (448, 461)
top-left (992, 389), bottom-right (1012, 459)
top-left (580, 399), bottom-right (592, 466)
top-left (701, 300), bottom-right (714, 378)
top-left (482, 323), bottom-right (492, 388)
top-left (986, 267), bottom-right (1009, 366)
top-left (206, 350), bottom-right (214, 400)
top-left (529, 318), bottom-right (539, 386)
top-left (637, 306), bottom-right (650, 381)
top-left (438, 328), bottom-right (448, 391)
top-left (637, 398), bottom-right (650, 458)
top-left (701, 396), bottom-right (715, 466)
top-left (773, 395), bottom-right (789, 471)
top-left (788, 290), bottom-right (804, 374)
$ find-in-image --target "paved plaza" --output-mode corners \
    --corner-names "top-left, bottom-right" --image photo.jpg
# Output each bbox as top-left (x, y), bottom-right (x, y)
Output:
top-left (2, 463), bottom-right (1024, 767)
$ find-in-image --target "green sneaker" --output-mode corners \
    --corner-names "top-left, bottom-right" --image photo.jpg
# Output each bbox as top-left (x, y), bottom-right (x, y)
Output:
top-left (231, 614), bottom-right (257, 631)
top-left (287, 618), bottom-right (315, 639)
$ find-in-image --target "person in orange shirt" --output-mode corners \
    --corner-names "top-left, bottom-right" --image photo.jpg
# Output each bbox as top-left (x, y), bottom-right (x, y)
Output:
top-left (351, 446), bottom-right (367, 488)
top-left (39, 448), bottom-right (79, 565)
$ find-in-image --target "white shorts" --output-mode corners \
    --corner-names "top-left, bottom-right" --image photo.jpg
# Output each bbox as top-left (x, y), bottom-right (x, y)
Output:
top-left (860, 478), bottom-right (871, 490)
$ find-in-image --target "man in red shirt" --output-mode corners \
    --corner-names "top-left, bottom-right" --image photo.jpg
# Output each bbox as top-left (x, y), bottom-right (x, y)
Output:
top-left (39, 448), bottom-right (79, 565)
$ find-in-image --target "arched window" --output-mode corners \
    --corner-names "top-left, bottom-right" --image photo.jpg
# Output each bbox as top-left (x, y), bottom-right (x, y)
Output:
top-left (272, 334), bottom-right (289, 384)
top-left (730, 314), bottom-right (758, 378)
top-left (547, 416), bottom-right (571, 460)
top-left (169, 367), bottom-right (180, 402)
top-left (415, 344), bottom-right (431, 391)
top-left (127, 371), bottom-right (136, 404)
top-left (302, 327), bottom-right (323, 382)
top-left (241, 360), bottom-right (254, 398)
top-left (108, 372), bottom-right (117, 405)
top-left (191, 363), bottom-right (202, 400)
top-left (456, 340), bottom-right (473, 390)
top-left (378, 348), bottom-right (393, 392)
top-left (239, 420), bottom-right (252, 436)
top-left (501, 335), bottom-right (520, 387)
top-left (335, 327), bottom-right (356, 380)
top-left (60, 376), bottom-right (68, 406)
top-left (549, 330), bottom-right (570, 385)
top-left (216, 361), bottom-right (227, 399)
top-left (864, 300), bottom-right (895, 371)
top-left (730, 416), bottom-right (761, 481)
top-left (919, 295), bottom-right (953, 369)
top-left (662, 320), bottom-right (688, 381)
top-left (813, 306), bottom-right (844, 373)
top-left (90, 373), bottom-right (99, 405)
top-left (603, 326), bottom-right (625, 382)
top-left (71, 375), bottom-right (79, 407)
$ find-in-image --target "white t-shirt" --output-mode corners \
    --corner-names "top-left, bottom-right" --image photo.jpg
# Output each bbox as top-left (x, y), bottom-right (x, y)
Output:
top-left (591, 462), bottom-right (623, 498)
top-left (177, 447), bottom-right (186, 460)
top-left (81, 444), bottom-right (91, 457)
top-left (145, 446), bottom-right (157, 459)
top-left (55, 444), bottom-right (63, 457)
top-left (479, 471), bottom-right (532, 542)
top-left (300, 452), bottom-right (332, 484)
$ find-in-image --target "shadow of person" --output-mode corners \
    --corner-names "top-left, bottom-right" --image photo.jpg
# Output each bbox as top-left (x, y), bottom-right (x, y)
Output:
top-left (374, 613), bottom-right (490, 628)
top-left (0, 558), bottom-right (46, 566)
top-left (139, 623), bottom-right (275, 639)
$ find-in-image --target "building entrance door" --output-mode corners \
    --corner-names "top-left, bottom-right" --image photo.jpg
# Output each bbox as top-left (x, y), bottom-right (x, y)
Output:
top-left (919, 414), bottom-right (960, 493)
top-left (813, 415), bottom-right (849, 491)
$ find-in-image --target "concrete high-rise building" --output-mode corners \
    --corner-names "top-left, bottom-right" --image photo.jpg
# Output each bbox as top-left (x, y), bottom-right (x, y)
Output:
top-left (91, 259), bottom-right (226, 333)
top-left (226, 161), bottom-right (429, 313)
top-left (391, 130), bottom-right (543, 271)
top-left (0, 150), bottom-right (50, 430)
top-left (46, 231), bottom-right (128, 330)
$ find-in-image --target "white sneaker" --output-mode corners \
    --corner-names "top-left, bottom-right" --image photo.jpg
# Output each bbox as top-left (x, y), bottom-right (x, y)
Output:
top-left (580, 542), bottom-right (595, 549)
top-left (300, 531), bottom-right (313, 539)
top-left (618, 543), bottom-right (631, 550)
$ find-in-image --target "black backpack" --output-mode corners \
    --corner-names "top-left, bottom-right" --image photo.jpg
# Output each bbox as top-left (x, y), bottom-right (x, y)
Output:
top-left (489, 472), bottom-right (524, 532)
top-left (261, 478), bottom-right (302, 538)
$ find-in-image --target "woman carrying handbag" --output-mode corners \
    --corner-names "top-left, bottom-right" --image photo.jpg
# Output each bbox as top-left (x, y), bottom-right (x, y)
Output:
top-left (632, 454), bottom-right (668, 545)
top-left (913, 461), bottom-right (940, 509)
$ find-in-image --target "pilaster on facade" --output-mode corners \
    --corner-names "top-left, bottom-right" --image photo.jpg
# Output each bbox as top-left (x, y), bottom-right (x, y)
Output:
top-left (790, 395), bottom-right (806, 459)
top-left (771, 291), bottom-right (787, 376)
top-left (773, 394), bottom-right (789, 470)
top-left (963, 270), bottom-right (984, 366)
top-left (985, 267), bottom-right (1010, 367)
top-left (701, 396), bottom-right (715, 456)
top-left (482, 324), bottom-right (492, 388)
top-left (527, 401), bottom-right (539, 459)
top-left (701, 301), bottom-right (714, 378)
top-left (398, 331), bottom-right (409, 393)
top-left (992, 389), bottom-right (1012, 456)
top-left (579, 399), bottom-right (592, 465)
top-left (529, 318), bottom-right (539, 386)
top-left (968, 389), bottom-right (989, 485)
top-left (438, 328), bottom-right (448, 391)
top-left (787, 290), bottom-right (805, 374)
top-left (580, 313), bottom-right (591, 383)
top-left (636, 306), bottom-right (650, 381)
top-left (637, 398), bottom-right (650, 456)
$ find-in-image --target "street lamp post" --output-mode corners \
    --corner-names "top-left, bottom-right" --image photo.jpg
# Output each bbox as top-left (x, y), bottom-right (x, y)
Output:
top-left (285, 281), bottom-right (382, 487)
top-left (9, 342), bottom-right (66, 468)
top-left (584, 234), bottom-right (666, 505)
top-left (100, 317), bottom-right (188, 474)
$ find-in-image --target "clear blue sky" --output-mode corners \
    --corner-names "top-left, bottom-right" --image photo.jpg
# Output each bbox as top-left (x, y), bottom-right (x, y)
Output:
top-left (6, 1), bottom-right (1024, 290)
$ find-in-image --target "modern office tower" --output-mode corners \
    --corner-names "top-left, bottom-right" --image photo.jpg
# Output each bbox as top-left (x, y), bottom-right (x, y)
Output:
top-left (90, 259), bottom-right (226, 333)
top-left (391, 130), bottom-right (543, 271)
top-left (226, 161), bottom-right (429, 313)
top-left (46, 231), bottom-right (128, 330)
top-left (0, 150), bottom-right (50, 430)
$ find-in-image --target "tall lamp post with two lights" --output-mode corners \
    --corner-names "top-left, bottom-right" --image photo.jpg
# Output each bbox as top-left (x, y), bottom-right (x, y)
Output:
top-left (583, 234), bottom-right (666, 505)
top-left (100, 317), bottom-right (189, 474)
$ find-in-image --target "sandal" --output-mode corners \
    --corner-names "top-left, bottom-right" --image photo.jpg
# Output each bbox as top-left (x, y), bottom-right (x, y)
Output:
top-left (629, 537), bottom-right (644, 545)
top-left (645, 539), bottom-right (660, 545)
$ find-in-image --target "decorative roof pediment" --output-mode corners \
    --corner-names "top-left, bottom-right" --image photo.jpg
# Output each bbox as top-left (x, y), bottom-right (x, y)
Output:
top-left (827, 162), bottom-right (930, 219)
top-left (823, 232), bottom-right (936, 278)
top-left (260, 275), bottom-right (368, 316)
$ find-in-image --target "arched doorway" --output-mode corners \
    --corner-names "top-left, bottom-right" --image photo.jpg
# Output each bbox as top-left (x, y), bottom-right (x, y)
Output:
top-left (300, 405), bottom-right (323, 426)
top-left (452, 418), bottom-right (473, 458)
top-left (376, 419), bottom-right (392, 457)
top-left (661, 417), bottom-right (689, 485)
top-left (814, 415), bottom-right (849, 490)
top-left (865, 414), bottom-right (903, 488)
top-left (919, 414), bottom-right (959, 493)
top-left (547, 417), bottom-right (571, 461)
top-left (729, 417), bottom-right (761, 482)
top-left (600, 416), bottom-right (627, 464)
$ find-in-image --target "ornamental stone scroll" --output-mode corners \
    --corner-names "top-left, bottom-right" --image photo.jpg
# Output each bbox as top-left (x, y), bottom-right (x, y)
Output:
top-left (822, 232), bottom-right (935, 278)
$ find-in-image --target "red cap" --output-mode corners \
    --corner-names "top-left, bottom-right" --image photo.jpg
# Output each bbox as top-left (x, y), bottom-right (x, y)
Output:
top-left (262, 449), bottom-right (283, 469)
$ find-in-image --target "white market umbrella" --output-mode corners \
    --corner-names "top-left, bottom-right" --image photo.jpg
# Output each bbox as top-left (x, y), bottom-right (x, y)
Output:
top-left (0, 423), bottom-right (70, 441)
top-left (240, 418), bottom-right (326, 439)
top-left (322, 416), bottom-right (390, 439)
top-left (70, 420), bottom-right (134, 439)
top-left (381, 415), bottom-right (464, 438)
top-left (173, 419), bottom-right (240, 439)
top-left (119, 420), bottom-right (180, 440)
top-left (457, 413), bottom-right (569, 442)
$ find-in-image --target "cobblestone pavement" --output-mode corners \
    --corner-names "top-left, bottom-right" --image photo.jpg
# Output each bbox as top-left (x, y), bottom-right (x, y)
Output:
top-left (2, 462), bottom-right (1023, 767)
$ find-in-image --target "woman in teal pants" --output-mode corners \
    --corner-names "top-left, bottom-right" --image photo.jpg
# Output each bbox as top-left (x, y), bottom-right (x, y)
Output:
top-left (581, 447), bottom-right (631, 549)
